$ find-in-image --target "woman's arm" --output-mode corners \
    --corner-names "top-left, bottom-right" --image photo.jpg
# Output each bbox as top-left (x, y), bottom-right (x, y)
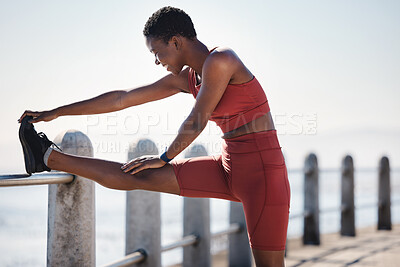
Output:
top-left (165, 52), bottom-right (236, 159)
top-left (59, 71), bottom-right (188, 115)
top-left (55, 90), bottom-right (125, 116)
top-left (121, 51), bottom-right (237, 175)
top-left (19, 69), bottom-right (189, 123)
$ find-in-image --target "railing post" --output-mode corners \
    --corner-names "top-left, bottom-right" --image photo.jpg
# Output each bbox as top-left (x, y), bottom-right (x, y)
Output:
top-left (303, 153), bottom-right (320, 245)
top-left (125, 138), bottom-right (161, 267)
top-left (47, 130), bottom-right (95, 267)
top-left (378, 156), bottom-right (391, 230)
top-left (229, 202), bottom-right (252, 267)
top-left (341, 155), bottom-right (355, 236)
top-left (183, 144), bottom-right (211, 267)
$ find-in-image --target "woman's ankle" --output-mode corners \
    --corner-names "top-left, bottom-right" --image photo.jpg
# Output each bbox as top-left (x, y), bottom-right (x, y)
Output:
top-left (43, 147), bottom-right (54, 167)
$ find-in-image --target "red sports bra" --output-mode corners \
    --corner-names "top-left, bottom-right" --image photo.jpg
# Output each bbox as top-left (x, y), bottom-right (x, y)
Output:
top-left (187, 48), bottom-right (270, 133)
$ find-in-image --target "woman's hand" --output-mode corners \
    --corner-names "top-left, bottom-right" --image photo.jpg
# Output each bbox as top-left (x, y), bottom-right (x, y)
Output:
top-left (18, 109), bottom-right (59, 124)
top-left (121, 155), bottom-right (167, 175)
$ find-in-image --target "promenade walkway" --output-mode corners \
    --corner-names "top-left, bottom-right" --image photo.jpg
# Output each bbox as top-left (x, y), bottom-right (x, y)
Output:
top-left (284, 224), bottom-right (400, 267)
top-left (172, 224), bottom-right (400, 267)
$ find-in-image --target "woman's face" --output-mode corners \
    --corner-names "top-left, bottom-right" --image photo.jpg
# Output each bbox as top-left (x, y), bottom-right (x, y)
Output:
top-left (146, 36), bottom-right (184, 76)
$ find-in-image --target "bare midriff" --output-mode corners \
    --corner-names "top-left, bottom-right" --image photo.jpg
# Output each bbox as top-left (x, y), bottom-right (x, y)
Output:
top-left (222, 111), bottom-right (276, 139)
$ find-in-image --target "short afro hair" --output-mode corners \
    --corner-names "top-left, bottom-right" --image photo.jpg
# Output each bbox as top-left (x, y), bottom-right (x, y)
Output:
top-left (143, 6), bottom-right (197, 43)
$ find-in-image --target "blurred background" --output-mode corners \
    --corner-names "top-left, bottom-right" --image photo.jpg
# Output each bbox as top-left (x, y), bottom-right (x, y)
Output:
top-left (0, 0), bottom-right (399, 266)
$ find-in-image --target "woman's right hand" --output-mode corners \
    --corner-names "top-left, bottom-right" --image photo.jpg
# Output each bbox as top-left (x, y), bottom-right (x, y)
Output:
top-left (18, 109), bottom-right (59, 124)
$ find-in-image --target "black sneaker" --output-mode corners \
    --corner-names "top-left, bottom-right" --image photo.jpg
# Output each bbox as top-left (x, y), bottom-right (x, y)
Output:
top-left (18, 115), bottom-right (62, 175)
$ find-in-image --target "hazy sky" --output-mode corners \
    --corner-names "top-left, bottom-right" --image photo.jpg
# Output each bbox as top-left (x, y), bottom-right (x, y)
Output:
top-left (1, 0), bottom-right (399, 173)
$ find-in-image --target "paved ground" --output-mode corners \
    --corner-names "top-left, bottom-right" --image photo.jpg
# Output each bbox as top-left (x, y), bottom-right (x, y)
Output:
top-left (171, 224), bottom-right (400, 267)
top-left (284, 224), bottom-right (400, 267)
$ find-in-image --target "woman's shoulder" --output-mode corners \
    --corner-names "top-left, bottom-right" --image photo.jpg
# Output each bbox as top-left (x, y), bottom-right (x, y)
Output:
top-left (206, 47), bottom-right (253, 85)
top-left (204, 47), bottom-right (242, 72)
top-left (208, 47), bottom-right (239, 61)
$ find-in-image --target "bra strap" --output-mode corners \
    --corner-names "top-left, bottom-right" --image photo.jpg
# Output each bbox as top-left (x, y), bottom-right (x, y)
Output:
top-left (209, 46), bottom-right (218, 54)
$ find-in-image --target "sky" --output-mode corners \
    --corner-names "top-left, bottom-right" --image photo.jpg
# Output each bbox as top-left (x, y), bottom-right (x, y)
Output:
top-left (0, 0), bottom-right (399, 174)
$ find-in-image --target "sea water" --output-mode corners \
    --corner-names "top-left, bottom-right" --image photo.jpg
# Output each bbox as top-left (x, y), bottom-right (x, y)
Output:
top-left (0, 169), bottom-right (399, 266)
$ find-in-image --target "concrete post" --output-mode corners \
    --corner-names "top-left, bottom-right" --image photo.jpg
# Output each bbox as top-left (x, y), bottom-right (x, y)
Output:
top-left (229, 201), bottom-right (252, 267)
top-left (303, 153), bottom-right (320, 245)
top-left (341, 155), bottom-right (356, 236)
top-left (47, 130), bottom-right (95, 267)
top-left (378, 156), bottom-right (391, 230)
top-left (125, 139), bottom-right (161, 267)
top-left (183, 144), bottom-right (211, 267)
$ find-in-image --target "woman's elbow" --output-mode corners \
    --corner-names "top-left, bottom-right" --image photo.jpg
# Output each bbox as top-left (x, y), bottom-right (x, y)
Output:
top-left (183, 117), bottom-right (207, 134)
top-left (116, 91), bottom-right (128, 110)
top-left (193, 121), bottom-right (207, 133)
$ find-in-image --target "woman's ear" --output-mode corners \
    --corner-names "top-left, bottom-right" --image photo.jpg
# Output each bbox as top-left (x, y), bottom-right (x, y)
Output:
top-left (171, 36), bottom-right (182, 50)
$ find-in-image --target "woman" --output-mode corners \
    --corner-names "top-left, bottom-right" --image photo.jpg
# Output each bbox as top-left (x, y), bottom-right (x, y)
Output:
top-left (18, 6), bottom-right (290, 267)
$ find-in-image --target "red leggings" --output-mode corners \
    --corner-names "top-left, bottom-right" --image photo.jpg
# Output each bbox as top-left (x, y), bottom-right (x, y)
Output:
top-left (171, 129), bottom-right (290, 251)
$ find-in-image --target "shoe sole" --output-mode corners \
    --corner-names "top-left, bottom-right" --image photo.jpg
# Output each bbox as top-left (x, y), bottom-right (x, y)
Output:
top-left (19, 116), bottom-right (35, 175)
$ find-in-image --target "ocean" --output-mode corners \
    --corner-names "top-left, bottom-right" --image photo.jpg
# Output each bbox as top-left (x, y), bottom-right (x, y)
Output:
top-left (0, 169), bottom-right (399, 266)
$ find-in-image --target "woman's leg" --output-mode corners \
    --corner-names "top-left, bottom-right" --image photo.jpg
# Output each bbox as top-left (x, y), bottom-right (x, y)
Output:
top-left (252, 249), bottom-right (285, 267)
top-left (46, 150), bottom-right (181, 194)
top-left (225, 131), bottom-right (290, 267)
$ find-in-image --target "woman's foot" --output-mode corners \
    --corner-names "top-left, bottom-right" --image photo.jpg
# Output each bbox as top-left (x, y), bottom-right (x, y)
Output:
top-left (18, 115), bottom-right (61, 175)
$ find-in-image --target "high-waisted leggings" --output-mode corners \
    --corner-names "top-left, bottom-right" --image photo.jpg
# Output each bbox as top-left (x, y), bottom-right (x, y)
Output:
top-left (171, 129), bottom-right (291, 251)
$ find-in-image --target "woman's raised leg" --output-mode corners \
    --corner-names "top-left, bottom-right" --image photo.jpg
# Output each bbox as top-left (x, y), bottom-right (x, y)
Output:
top-left (46, 150), bottom-right (181, 194)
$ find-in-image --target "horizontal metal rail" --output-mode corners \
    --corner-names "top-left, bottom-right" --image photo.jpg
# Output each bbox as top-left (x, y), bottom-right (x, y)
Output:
top-left (101, 249), bottom-right (146, 267)
top-left (103, 223), bottom-right (242, 267)
top-left (289, 210), bottom-right (311, 219)
top-left (356, 202), bottom-right (379, 210)
top-left (320, 206), bottom-right (340, 214)
top-left (287, 167), bottom-right (400, 173)
top-left (0, 172), bottom-right (75, 187)
top-left (290, 199), bottom-right (400, 220)
top-left (161, 223), bottom-right (242, 252)
top-left (392, 199), bottom-right (400, 204)
top-left (212, 223), bottom-right (242, 239)
top-left (162, 234), bottom-right (199, 252)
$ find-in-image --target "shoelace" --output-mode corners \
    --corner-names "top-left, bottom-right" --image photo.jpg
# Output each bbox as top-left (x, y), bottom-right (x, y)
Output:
top-left (38, 132), bottom-right (63, 152)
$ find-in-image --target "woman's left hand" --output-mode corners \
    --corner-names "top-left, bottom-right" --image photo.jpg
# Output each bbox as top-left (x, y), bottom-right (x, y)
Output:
top-left (121, 155), bottom-right (166, 175)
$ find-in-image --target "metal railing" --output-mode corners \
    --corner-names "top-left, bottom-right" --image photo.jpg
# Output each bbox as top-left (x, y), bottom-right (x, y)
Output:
top-left (1, 129), bottom-right (398, 267)
top-left (285, 154), bottom-right (397, 252)
top-left (1, 170), bottom-right (246, 267)
top-left (0, 172), bottom-right (74, 187)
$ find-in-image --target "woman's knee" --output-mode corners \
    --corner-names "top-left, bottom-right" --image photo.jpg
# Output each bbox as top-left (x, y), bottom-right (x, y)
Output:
top-left (129, 165), bottom-right (180, 194)
top-left (95, 170), bottom-right (143, 191)
top-left (98, 164), bottom-right (180, 194)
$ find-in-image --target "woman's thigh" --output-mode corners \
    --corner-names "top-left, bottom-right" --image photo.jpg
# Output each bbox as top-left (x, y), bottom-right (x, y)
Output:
top-left (170, 154), bottom-right (239, 202)
top-left (133, 153), bottom-right (238, 200)
top-left (230, 149), bottom-right (290, 251)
